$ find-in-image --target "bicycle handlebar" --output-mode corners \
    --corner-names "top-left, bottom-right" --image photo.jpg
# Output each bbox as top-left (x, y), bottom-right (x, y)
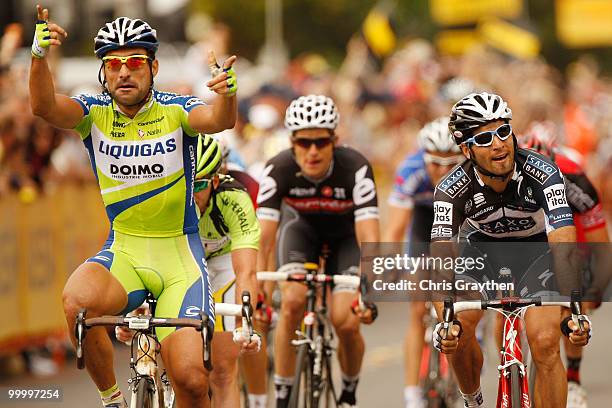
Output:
top-left (257, 271), bottom-right (360, 288)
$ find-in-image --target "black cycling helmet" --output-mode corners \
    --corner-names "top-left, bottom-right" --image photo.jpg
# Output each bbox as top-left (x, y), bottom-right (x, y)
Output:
top-left (94, 17), bottom-right (159, 58)
top-left (449, 92), bottom-right (512, 145)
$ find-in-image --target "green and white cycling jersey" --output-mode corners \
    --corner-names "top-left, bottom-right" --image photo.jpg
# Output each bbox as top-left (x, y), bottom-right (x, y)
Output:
top-left (71, 89), bottom-right (205, 237)
top-left (198, 177), bottom-right (261, 260)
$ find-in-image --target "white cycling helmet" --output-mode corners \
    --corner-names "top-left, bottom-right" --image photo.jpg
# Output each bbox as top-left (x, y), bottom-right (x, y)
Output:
top-left (449, 92), bottom-right (512, 144)
top-left (94, 17), bottom-right (159, 58)
top-left (284, 95), bottom-right (339, 131)
top-left (418, 117), bottom-right (460, 154)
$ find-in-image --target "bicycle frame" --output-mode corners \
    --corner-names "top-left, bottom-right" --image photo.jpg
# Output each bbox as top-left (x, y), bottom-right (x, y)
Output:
top-left (442, 291), bottom-right (584, 408)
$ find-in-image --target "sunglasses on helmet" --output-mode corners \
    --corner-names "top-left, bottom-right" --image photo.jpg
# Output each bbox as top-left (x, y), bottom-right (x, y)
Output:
top-left (291, 136), bottom-right (336, 149)
top-left (102, 54), bottom-right (151, 71)
top-left (423, 153), bottom-right (465, 166)
top-left (462, 124), bottom-right (513, 147)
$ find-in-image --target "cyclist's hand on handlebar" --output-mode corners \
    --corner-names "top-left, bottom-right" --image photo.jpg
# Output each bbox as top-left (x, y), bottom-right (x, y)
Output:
top-left (433, 320), bottom-right (462, 354)
top-left (351, 299), bottom-right (378, 325)
top-left (232, 328), bottom-right (262, 354)
top-left (115, 326), bottom-right (134, 345)
top-left (563, 315), bottom-right (592, 347)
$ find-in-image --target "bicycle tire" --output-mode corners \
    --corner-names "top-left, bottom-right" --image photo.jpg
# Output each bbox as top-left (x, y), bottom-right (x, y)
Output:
top-left (134, 376), bottom-right (155, 408)
top-left (289, 344), bottom-right (312, 408)
top-left (424, 348), bottom-right (444, 408)
top-left (509, 365), bottom-right (523, 408)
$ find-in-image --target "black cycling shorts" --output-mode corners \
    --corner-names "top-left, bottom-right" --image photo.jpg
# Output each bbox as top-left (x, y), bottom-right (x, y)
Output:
top-left (276, 204), bottom-right (360, 293)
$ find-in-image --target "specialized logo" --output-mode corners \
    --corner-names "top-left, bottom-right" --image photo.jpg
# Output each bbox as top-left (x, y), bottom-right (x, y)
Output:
top-left (257, 164), bottom-right (278, 204)
top-left (434, 201), bottom-right (453, 225)
top-left (543, 183), bottom-right (568, 210)
top-left (479, 217), bottom-right (536, 234)
top-left (474, 192), bottom-right (486, 207)
top-left (438, 167), bottom-right (470, 198)
top-left (524, 154), bottom-right (557, 184)
top-left (98, 138), bottom-right (176, 159)
top-left (353, 165), bottom-right (376, 206)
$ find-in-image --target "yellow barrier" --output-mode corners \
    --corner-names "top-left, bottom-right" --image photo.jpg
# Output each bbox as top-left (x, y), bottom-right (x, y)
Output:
top-left (0, 184), bottom-right (109, 353)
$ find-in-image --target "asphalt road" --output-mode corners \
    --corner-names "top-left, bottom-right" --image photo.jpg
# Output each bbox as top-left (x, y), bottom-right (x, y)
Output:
top-left (2, 302), bottom-right (611, 407)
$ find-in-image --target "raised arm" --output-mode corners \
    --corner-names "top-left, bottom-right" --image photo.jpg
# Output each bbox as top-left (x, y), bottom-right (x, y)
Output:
top-left (29, 5), bottom-right (83, 129)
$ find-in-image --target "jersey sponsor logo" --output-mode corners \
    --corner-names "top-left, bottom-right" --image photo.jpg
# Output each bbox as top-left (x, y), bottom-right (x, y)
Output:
top-left (465, 199), bottom-right (473, 213)
top-left (334, 187), bottom-right (347, 199)
top-left (524, 154), bottom-right (557, 184)
top-left (98, 138), bottom-right (177, 159)
top-left (431, 225), bottom-right (453, 239)
top-left (219, 195), bottom-right (251, 233)
top-left (543, 183), bottom-right (568, 210)
top-left (110, 163), bottom-right (164, 178)
top-left (110, 130), bottom-right (125, 138)
top-left (548, 212), bottom-right (573, 225)
top-left (321, 186), bottom-right (333, 197)
top-left (479, 217), bottom-right (536, 234)
top-left (185, 97), bottom-right (203, 109)
top-left (353, 165), bottom-right (376, 206)
top-left (474, 192), bottom-right (486, 206)
top-left (137, 115), bottom-right (165, 126)
top-left (289, 186), bottom-right (316, 197)
top-left (473, 205), bottom-right (494, 218)
top-left (184, 306), bottom-right (201, 317)
top-left (257, 164), bottom-right (278, 204)
top-left (137, 129), bottom-right (145, 139)
top-left (112, 120), bottom-right (127, 129)
top-left (438, 167), bottom-right (470, 198)
top-left (202, 236), bottom-right (230, 254)
top-left (434, 201), bottom-right (453, 225)
top-left (285, 197), bottom-right (353, 213)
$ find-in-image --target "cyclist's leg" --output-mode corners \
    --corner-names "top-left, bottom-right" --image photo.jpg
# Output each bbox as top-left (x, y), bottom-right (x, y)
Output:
top-left (274, 205), bottom-right (317, 406)
top-left (525, 306), bottom-right (566, 408)
top-left (154, 233), bottom-right (215, 408)
top-left (403, 207), bottom-right (432, 407)
top-left (327, 236), bottom-right (363, 405)
top-left (208, 254), bottom-right (241, 408)
top-left (403, 301), bottom-right (426, 403)
top-left (62, 231), bottom-right (146, 404)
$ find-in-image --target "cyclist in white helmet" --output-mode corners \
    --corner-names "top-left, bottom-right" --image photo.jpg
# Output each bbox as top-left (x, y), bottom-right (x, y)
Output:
top-left (29, 4), bottom-right (238, 407)
top-left (257, 95), bottom-right (379, 408)
top-left (385, 117), bottom-right (464, 408)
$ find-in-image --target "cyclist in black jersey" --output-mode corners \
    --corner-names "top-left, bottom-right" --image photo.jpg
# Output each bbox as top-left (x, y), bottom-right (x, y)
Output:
top-left (429, 92), bottom-right (591, 408)
top-left (256, 95), bottom-right (379, 408)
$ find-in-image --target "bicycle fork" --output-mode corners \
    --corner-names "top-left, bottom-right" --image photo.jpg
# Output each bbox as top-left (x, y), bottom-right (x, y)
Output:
top-left (497, 314), bottom-right (530, 408)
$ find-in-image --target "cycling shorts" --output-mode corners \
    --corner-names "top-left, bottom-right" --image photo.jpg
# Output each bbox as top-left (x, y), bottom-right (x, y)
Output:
top-left (87, 230), bottom-right (214, 342)
top-left (276, 205), bottom-right (359, 293)
top-left (208, 253), bottom-right (236, 332)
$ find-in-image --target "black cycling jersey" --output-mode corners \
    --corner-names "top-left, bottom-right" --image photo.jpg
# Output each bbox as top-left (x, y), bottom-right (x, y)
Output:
top-left (256, 146), bottom-right (379, 238)
top-left (431, 148), bottom-right (575, 242)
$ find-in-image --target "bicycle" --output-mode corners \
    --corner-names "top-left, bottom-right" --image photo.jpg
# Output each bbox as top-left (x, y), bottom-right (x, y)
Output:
top-left (440, 290), bottom-right (585, 408)
top-left (257, 264), bottom-right (361, 408)
top-left (420, 302), bottom-right (459, 408)
top-left (75, 291), bottom-right (255, 408)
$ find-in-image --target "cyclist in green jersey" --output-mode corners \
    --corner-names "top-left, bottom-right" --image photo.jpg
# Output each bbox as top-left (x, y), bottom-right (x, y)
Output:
top-left (29, 5), bottom-right (237, 408)
top-left (193, 135), bottom-right (263, 407)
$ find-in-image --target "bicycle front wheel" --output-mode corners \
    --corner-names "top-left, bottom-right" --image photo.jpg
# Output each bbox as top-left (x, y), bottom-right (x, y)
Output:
top-left (289, 344), bottom-right (313, 408)
top-left (509, 365), bottom-right (524, 408)
top-left (133, 376), bottom-right (155, 408)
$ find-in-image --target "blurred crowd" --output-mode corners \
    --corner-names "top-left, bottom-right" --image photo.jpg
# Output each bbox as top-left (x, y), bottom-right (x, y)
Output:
top-left (1, 21), bottom-right (611, 217)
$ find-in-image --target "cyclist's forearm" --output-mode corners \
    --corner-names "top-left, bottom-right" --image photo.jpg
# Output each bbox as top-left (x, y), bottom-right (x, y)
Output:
top-left (210, 95), bottom-right (237, 132)
top-left (232, 248), bottom-right (258, 313)
top-left (29, 57), bottom-right (58, 117)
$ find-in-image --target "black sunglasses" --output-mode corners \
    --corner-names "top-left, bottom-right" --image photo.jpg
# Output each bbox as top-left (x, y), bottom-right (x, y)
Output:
top-left (292, 136), bottom-right (336, 149)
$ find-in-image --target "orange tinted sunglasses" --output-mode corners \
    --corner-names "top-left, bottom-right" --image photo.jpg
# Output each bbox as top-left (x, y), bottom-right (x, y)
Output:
top-left (102, 55), bottom-right (151, 71)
